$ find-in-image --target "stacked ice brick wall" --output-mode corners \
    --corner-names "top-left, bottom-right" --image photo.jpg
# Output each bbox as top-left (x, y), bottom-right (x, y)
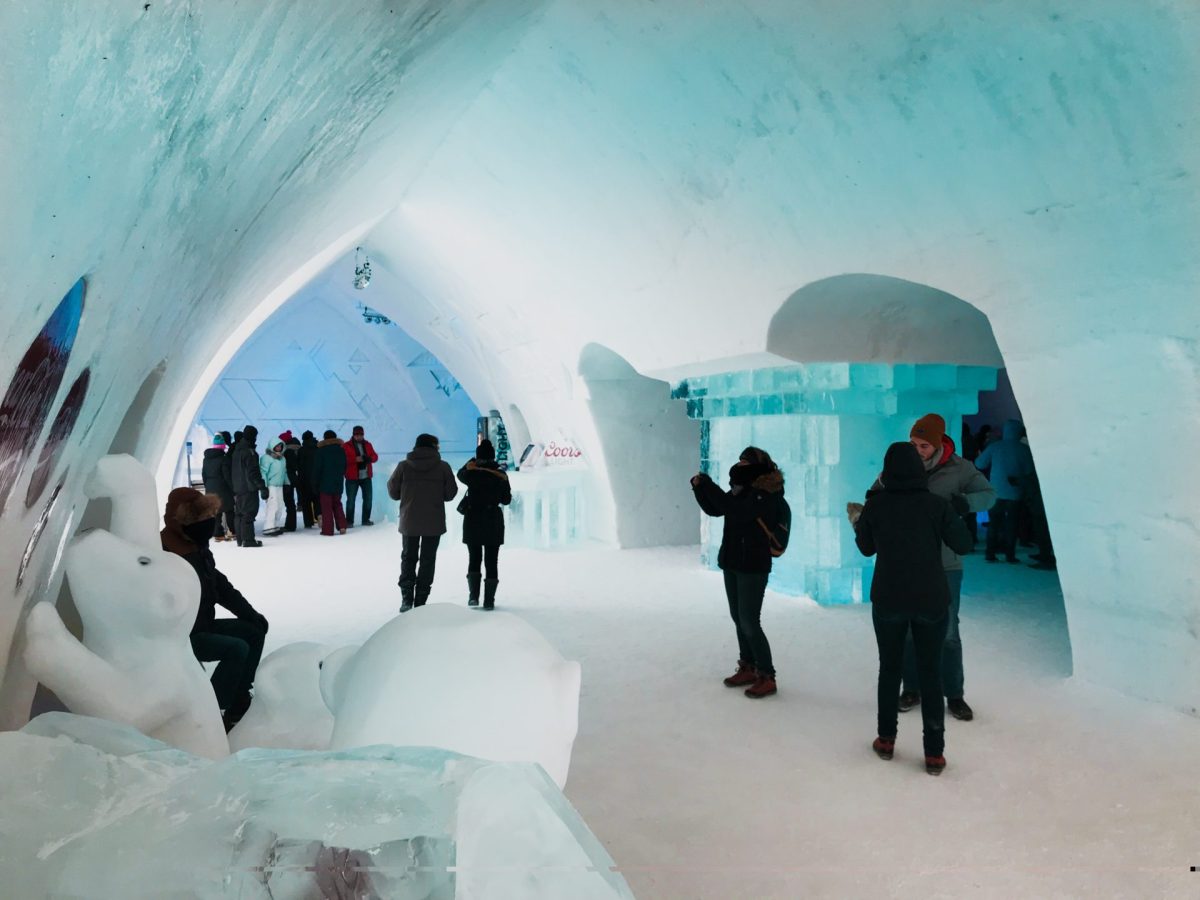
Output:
top-left (673, 363), bottom-right (997, 604)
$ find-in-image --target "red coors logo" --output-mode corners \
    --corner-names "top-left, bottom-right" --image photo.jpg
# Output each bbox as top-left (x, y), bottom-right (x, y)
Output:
top-left (544, 441), bottom-right (583, 459)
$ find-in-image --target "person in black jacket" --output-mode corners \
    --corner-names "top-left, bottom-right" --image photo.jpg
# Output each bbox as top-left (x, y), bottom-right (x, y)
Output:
top-left (201, 433), bottom-right (236, 542)
top-left (279, 430), bottom-right (302, 532)
top-left (313, 429), bottom-right (348, 536)
top-left (457, 439), bottom-right (512, 610)
top-left (690, 446), bottom-right (786, 699)
top-left (851, 442), bottom-right (973, 775)
top-left (230, 424), bottom-right (269, 548)
top-left (297, 430), bottom-right (319, 528)
top-left (160, 487), bottom-right (269, 731)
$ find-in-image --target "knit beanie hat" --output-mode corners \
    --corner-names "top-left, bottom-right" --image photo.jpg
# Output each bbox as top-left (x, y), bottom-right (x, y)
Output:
top-left (415, 433), bottom-right (438, 449)
top-left (279, 430), bottom-right (294, 444)
top-left (909, 413), bottom-right (946, 447)
top-left (476, 439), bottom-right (496, 461)
top-left (212, 433), bottom-right (226, 447)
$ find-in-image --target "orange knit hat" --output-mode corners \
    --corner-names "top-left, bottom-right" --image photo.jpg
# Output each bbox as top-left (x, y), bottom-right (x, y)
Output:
top-left (909, 413), bottom-right (946, 447)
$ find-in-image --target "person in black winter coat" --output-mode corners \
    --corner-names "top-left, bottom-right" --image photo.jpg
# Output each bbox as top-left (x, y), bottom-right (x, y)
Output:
top-left (313, 429), bottom-right (348, 536)
top-left (690, 446), bottom-right (787, 699)
top-left (297, 430), bottom-right (319, 528)
top-left (456, 439), bottom-right (512, 610)
top-left (201, 433), bottom-right (236, 542)
top-left (230, 425), bottom-right (269, 547)
top-left (279, 430), bottom-right (302, 531)
top-left (851, 442), bottom-right (973, 775)
top-left (160, 487), bottom-right (269, 731)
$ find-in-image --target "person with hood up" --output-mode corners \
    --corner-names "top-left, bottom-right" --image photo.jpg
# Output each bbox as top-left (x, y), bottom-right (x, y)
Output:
top-left (201, 433), bottom-right (236, 542)
top-left (850, 442), bottom-right (974, 775)
top-left (865, 413), bottom-right (995, 722)
top-left (230, 425), bottom-right (269, 548)
top-left (343, 425), bottom-right (379, 527)
top-left (387, 433), bottom-right (458, 612)
top-left (297, 430), bottom-right (319, 528)
top-left (280, 430), bottom-right (302, 532)
top-left (313, 429), bottom-right (348, 536)
top-left (258, 437), bottom-right (289, 537)
top-left (160, 487), bottom-right (269, 731)
top-left (456, 439), bottom-right (512, 610)
top-left (974, 419), bottom-right (1034, 564)
top-left (690, 446), bottom-right (788, 699)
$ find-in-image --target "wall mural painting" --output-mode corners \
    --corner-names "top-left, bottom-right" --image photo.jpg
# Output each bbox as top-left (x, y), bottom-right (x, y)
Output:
top-left (25, 368), bottom-right (91, 508)
top-left (0, 277), bottom-right (86, 514)
top-left (16, 481), bottom-right (65, 590)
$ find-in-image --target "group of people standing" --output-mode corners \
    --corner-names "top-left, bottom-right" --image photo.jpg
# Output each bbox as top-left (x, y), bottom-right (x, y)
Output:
top-left (201, 425), bottom-right (380, 546)
top-left (693, 411), bottom-right (1048, 777)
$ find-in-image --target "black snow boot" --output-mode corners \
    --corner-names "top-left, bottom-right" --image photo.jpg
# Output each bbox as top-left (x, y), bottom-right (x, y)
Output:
top-left (467, 573), bottom-right (481, 607)
top-left (483, 578), bottom-right (498, 611)
top-left (414, 586), bottom-right (431, 608)
top-left (399, 584), bottom-right (414, 613)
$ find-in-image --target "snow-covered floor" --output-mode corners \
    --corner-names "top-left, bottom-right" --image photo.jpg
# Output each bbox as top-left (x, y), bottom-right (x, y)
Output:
top-left (216, 522), bottom-right (1198, 899)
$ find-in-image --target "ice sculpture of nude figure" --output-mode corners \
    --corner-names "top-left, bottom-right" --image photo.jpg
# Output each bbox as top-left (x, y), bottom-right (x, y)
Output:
top-left (23, 454), bottom-right (229, 759)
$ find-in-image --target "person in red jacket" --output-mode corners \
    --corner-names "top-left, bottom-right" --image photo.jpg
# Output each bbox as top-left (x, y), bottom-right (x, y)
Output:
top-left (343, 425), bottom-right (379, 527)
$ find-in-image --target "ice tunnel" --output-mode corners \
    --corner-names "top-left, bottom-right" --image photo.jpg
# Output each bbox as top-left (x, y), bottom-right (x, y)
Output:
top-left (0, 1), bottom-right (1197, 895)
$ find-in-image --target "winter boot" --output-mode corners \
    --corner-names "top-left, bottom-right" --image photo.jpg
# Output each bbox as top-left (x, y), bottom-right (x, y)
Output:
top-left (723, 660), bottom-right (757, 688)
top-left (947, 697), bottom-right (974, 721)
top-left (483, 578), bottom-right (499, 611)
top-left (925, 755), bottom-right (947, 776)
top-left (898, 691), bottom-right (921, 712)
top-left (744, 673), bottom-right (777, 698)
top-left (399, 584), bottom-right (414, 613)
top-left (467, 573), bottom-right (482, 607)
top-left (872, 737), bottom-right (895, 760)
top-left (414, 587), bottom-right (431, 608)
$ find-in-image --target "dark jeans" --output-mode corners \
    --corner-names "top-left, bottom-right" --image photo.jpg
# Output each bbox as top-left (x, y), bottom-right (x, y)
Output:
top-left (874, 606), bottom-right (949, 756)
top-left (319, 493), bottom-right (346, 535)
top-left (986, 498), bottom-right (1020, 560)
top-left (722, 569), bottom-right (773, 676)
top-left (902, 569), bottom-right (964, 698)
top-left (297, 485), bottom-right (317, 528)
top-left (282, 484), bottom-right (297, 531)
top-left (399, 535), bottom-right (441, 603)
top-left (467, 543), bottom-right (500, 579)
top-left (345, 478), bottom-right (373, 525)
top-left (234, 492), bottom-right (259, 545)
top-left (212, 491), bottom-right (236, 538)
top-left (190, 618), bottom-right (265, 722)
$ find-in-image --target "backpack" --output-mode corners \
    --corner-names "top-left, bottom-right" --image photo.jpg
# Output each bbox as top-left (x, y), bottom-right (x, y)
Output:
top-left (757, 496), bottom-right (791, 558)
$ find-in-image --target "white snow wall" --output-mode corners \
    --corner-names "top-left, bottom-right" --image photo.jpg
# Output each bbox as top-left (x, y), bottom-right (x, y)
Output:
top-left (1, 1), bottom-right (1197, 720)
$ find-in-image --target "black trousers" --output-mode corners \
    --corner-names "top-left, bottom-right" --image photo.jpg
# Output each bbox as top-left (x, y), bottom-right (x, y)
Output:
top-left (399, 535), bottom-right (441, 603)
top-left (986, 498), bottom-right (1020, 560)
top-left (215, 491), bottom-right (236, 538)
top-left (722, 569), bottom-right (773, 676)
top-left (297, 485), bottom-right (317, 528)
top-left (873, 607), bottom-right (949, 756)
top-left (191, 618), bottom-right (266, 722)
top-left (282, 484), bottom-right (297, 531)
top-left (234, 492), bottom-right (259, 545)
top-left (467, 543), bottom-right (501, 579)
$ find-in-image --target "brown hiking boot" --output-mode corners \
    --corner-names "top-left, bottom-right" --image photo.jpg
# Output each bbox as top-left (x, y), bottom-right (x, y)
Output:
top-left (723, 660), bottom-right (757, 688)
top-left (744, 674), bottom-right (777, 698)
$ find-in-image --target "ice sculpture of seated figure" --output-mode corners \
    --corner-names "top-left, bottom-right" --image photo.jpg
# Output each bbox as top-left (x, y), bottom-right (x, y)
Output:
top-left (23, 454), bottom-right (228, 759)
top-left (227, 642), bottom-right (338, 753)
top-left (321, 604), bottom-right (582, 787)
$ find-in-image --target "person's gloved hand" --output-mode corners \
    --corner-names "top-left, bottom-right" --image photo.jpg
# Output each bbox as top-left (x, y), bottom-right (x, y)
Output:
top-left (259, 487), bottom-right (270, 501)
top-left (949, 494), bottom-right (970, 515)
top-left (846, 501), bottom-right (864, 525)
top-left (690, 473), bottom-right (710, 488)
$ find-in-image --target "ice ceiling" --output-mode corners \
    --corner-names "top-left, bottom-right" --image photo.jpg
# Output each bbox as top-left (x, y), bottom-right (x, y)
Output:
top-left (0, 0), bottom-right (1197, 722)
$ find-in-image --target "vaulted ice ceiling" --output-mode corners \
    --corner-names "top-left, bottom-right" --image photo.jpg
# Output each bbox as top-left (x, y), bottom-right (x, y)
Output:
top-left (1, 1), bottom-right (1197, 722)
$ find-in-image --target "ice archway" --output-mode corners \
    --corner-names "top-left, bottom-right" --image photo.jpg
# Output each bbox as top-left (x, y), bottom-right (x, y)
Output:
top-left (0, 0), bottom-right (1197, 725)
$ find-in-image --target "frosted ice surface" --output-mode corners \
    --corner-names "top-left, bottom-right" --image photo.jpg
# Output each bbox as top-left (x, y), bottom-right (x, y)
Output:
top-left (22, 454), bottom-right (228, 758)
top-left (2, 713), bottom-right (632, 899)
top-left (324, 604), bottom-right (581, 788)
top-left (228, 642), bottom-right (337, 752)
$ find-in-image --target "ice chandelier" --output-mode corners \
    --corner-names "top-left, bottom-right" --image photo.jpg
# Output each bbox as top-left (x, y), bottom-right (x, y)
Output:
top-left (353, 246), bottom-right (371, 290)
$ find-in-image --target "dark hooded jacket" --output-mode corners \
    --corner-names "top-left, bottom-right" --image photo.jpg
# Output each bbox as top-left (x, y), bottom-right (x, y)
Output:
top-left (298, 432), bottom-right (319, 493)
top-left (230, 426), bottom-right (267, 495)
top-left (282, 434), bottom-right (303, 489)
top-left (855, 443), bottom-right (973, 615)
top-left (160, 487), bottom-right (266, 634)
top-left (691, 463), bottom-right (787, 574)
top-left (313, 437), bottom-right (347, 495)
top-left (201, 447), bottom-right (233, 498)
top-left (387, 446), bottom-right (458, 536)
top-left (457, 459), bottom-right (512, 546)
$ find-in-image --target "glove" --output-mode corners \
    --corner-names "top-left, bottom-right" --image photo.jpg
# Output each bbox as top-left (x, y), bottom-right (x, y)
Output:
top-left (846, 501), bottom-right (863, 525)
top-left (949, 494), bottom-right (970, 515)
top-left (690, 473), bottom-right (710, 488)
top-left (259, 487), bottom-right (270, 501)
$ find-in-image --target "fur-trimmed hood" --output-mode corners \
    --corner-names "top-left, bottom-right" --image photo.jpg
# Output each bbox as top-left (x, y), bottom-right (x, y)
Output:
top-left (161, 487), bottom-right (222, 556)
top-left (751, 468), bottom-right (785, 494)
top-left (318, 438), bottom-right (343, 448)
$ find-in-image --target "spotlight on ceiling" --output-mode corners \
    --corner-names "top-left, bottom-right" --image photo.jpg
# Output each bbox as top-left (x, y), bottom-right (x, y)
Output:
top-left (353, 247), bottom-right (372, 290)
